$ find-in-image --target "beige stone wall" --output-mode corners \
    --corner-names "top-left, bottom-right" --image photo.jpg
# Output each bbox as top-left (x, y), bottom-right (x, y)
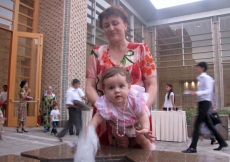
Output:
top-left (0, 29), bottom-right (11, 89)
top-left (67, 0), bottom-right (87, 91)
top-left (38, 0), bottom-right (88, 119)
top-left (37, 0), bottom-right (65, 108)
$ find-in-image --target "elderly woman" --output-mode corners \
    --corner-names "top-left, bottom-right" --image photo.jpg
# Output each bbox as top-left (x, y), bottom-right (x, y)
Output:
top-left (86, 6), bottom-right (157, 147)
top-left (40, 86), bottom-right (57, 132)
top-left (17, 80), bottom-right (31, 133)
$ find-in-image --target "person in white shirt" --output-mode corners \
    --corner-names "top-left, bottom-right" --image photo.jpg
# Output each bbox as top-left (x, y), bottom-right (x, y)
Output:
top-left (57, 79), bottom-right (86, 141)
top-left (50, 102), bottom-right (60, 135)
top-left (161, 84), bottom-right (176, 111)
top-left (182, 62), bottom-right (227, 153)
top-left (0, 85), bottom-right (7, 117)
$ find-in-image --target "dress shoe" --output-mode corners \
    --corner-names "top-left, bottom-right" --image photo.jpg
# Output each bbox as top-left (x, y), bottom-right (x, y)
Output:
top-left (181, 148), bottom-right (197, 153)
top-left (22, 128), bottom-right (28, 133)
top-left (16, 128), bottom-right (22, 133)
top-left (214, 143), bottom-right (228, 151)
top-left (211, 138), bottom-right (218, 145)
top-left (57, 136), bottom-right (63, 142)
top-left (69, 133), bottom-right (74, 135)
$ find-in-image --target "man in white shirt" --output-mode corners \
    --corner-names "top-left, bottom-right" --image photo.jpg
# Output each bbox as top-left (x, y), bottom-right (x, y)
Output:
top-left (182, 62), bottom-right (227, 153)
top-left (0, 85), bottom-right (7, 117)
top-left (57, 79), bottom-right (86, 141)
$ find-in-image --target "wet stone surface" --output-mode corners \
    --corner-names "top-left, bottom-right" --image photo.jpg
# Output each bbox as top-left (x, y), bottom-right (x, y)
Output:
top-left (19, 144), bottom-right (229, 162)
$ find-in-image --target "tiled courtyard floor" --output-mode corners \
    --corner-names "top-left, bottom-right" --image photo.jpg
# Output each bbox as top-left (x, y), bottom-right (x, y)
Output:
top-left (0, 127), bottom-right (230, 161)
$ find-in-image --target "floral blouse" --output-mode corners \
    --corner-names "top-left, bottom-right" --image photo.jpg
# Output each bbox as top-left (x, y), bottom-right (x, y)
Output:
top-left (86, 42), bottom-right (157, 96)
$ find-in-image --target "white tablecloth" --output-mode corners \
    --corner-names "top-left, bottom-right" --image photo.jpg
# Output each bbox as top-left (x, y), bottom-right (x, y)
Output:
top-left (151, 111), bottom-right (188, 142)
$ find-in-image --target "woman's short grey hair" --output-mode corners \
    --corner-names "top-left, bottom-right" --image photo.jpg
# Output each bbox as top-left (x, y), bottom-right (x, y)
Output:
top-left (48, 86), bottom-right (52, 90)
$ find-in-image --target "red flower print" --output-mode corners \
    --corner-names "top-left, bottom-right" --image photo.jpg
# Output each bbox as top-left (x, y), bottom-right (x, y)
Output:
top-left (140, 55), bottom-right (156, 76)
top-left (145, 44), bottom-right (150, 53)
top-left (130, 63), bottom-right (141, 84)
top-left (100, 64), bottom-right (111, 75)
top-left (96, 61), bottom-right (101, 75)
top-left (101, 50), bottom-right (112, 64)
top-left (93, 46), bottom-right (100, 50)
top-left (127, 43), bottom-right (139, 50)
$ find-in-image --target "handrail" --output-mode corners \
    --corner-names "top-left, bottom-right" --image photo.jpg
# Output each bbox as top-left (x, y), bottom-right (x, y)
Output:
top-left (10, 98), bottom-right (39, 103)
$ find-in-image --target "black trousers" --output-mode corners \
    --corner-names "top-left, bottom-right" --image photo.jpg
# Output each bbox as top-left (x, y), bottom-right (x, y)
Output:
top-left (2, 104), bottom-right (6, 117)
top-left (190, 101), bottom-right (226, 149)
top-left (51, 121), bottom-right (59, 134)
top-left (57, 107), bottom-right (82, 137)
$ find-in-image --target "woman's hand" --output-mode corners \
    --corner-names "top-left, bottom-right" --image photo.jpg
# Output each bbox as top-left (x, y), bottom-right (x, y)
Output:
top-left (136, 128), bottom-right (156, 142)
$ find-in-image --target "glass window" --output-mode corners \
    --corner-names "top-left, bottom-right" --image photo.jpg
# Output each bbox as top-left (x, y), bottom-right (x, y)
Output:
top-left (19, 4), bottom-right (33, 17)
top-left (0, 0), bottom-right (14, 9)
top-left (0, 7), bottom-right (13, 19)
top-left (18, 24), bottom-right (32, 32)
top-left (18, 14), bottom-right (33, 27)
top-left (20, 0), bottom-right (34, 8)
top-left (220, 15), bottom-right (230, 108)
top-left (0, 18), bottom-right (12, 30)
top-left (155, 19), bottom-right (214, 108)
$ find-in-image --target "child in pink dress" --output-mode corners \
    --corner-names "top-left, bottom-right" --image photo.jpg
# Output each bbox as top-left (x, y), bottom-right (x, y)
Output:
top-left (88, 67), bottom-right (156, 150)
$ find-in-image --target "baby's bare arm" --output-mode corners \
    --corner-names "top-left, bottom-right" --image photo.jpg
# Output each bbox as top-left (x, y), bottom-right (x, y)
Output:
top-left (138, 109), bottom-right (150, 130)
top-left (137, 109), bottom-right (156, 141)
top-left (88, 113), bottom-right (104, 128)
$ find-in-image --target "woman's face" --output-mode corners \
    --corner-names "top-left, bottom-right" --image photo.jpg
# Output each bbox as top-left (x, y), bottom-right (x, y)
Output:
top-left (165, 85), bottom-right (171, 92)
top-left (24, 82), bottom-right (28, 88)
top-left (102, 15), bottom-right (128, 43)
top-left (47, 88), bottom-right (52, 94)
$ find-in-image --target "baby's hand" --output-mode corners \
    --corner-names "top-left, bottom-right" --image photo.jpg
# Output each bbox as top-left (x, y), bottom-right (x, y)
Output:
top-left (136, 129), bottom-right (157, 142)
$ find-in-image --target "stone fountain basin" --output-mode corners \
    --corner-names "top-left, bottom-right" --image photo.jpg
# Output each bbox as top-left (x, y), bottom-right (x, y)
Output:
top-left (96, 156), bottom-right (133, 162)
top-left (20, 144), bottom-right (229, 162)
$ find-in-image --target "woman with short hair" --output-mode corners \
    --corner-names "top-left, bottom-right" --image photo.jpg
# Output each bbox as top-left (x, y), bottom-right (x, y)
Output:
top-left (40, 86), bottom-right (57, 132)
top-left (85, 5), bottom-right (157, 147)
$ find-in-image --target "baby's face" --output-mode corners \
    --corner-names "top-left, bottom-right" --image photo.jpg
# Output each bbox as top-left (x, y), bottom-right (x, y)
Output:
top-left (103, 74), bottom-right (130, 107)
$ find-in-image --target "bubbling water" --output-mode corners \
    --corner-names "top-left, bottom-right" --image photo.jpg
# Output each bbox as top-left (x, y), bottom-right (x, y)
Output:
top-left (74, 125), bottom-right (99, 162)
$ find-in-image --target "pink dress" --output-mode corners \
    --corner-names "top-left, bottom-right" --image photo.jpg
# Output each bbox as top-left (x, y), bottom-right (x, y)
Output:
top-left (95, 85), bottom-right (150, 138)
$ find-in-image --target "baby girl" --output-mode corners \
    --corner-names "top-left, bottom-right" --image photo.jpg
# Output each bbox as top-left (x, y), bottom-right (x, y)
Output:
top-left (87, 67), bottom-right (156, 150)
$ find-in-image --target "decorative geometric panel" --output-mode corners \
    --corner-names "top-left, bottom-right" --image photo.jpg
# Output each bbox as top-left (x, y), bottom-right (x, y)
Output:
top-left (38, 0), bottom-right (88, 120)
top-left (37, 0), bottom-right (65, 113)
top-left (68, 0), bottom-right (87, 91)
top-left (0, 29), bottom-right (11, 88)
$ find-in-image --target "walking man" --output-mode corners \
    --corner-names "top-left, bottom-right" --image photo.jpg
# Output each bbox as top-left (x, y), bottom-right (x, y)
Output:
top-left (57, 79), bottom-right (86, 141)
top-left (182, 62), bottom-right (228, 153)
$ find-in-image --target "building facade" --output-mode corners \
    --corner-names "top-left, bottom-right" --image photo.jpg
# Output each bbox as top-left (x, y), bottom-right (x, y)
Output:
top-left (0, 0), bottom-right (229, 126)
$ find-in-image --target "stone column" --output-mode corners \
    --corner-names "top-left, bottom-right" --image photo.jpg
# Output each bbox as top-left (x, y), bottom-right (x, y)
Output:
top-left (212, 21), bottom-right (224, 109)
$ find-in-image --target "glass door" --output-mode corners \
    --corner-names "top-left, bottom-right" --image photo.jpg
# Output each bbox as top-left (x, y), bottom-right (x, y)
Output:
top-left (7, 32), bottom-right (43, 127)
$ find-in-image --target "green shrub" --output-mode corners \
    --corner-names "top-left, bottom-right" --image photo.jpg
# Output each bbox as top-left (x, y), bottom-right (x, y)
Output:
top-left (217, 109), bottom-right (230, 115)
top-left (184, 108), bottom-right (230, 124)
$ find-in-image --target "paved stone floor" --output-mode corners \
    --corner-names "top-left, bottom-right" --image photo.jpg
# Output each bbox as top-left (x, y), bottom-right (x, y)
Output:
top-left (0, 127), bottom-right (230, 161)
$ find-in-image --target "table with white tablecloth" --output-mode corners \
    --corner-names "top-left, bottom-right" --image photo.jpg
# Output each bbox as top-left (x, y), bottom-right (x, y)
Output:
top-left (151, 111), bottom-right (188, 142)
